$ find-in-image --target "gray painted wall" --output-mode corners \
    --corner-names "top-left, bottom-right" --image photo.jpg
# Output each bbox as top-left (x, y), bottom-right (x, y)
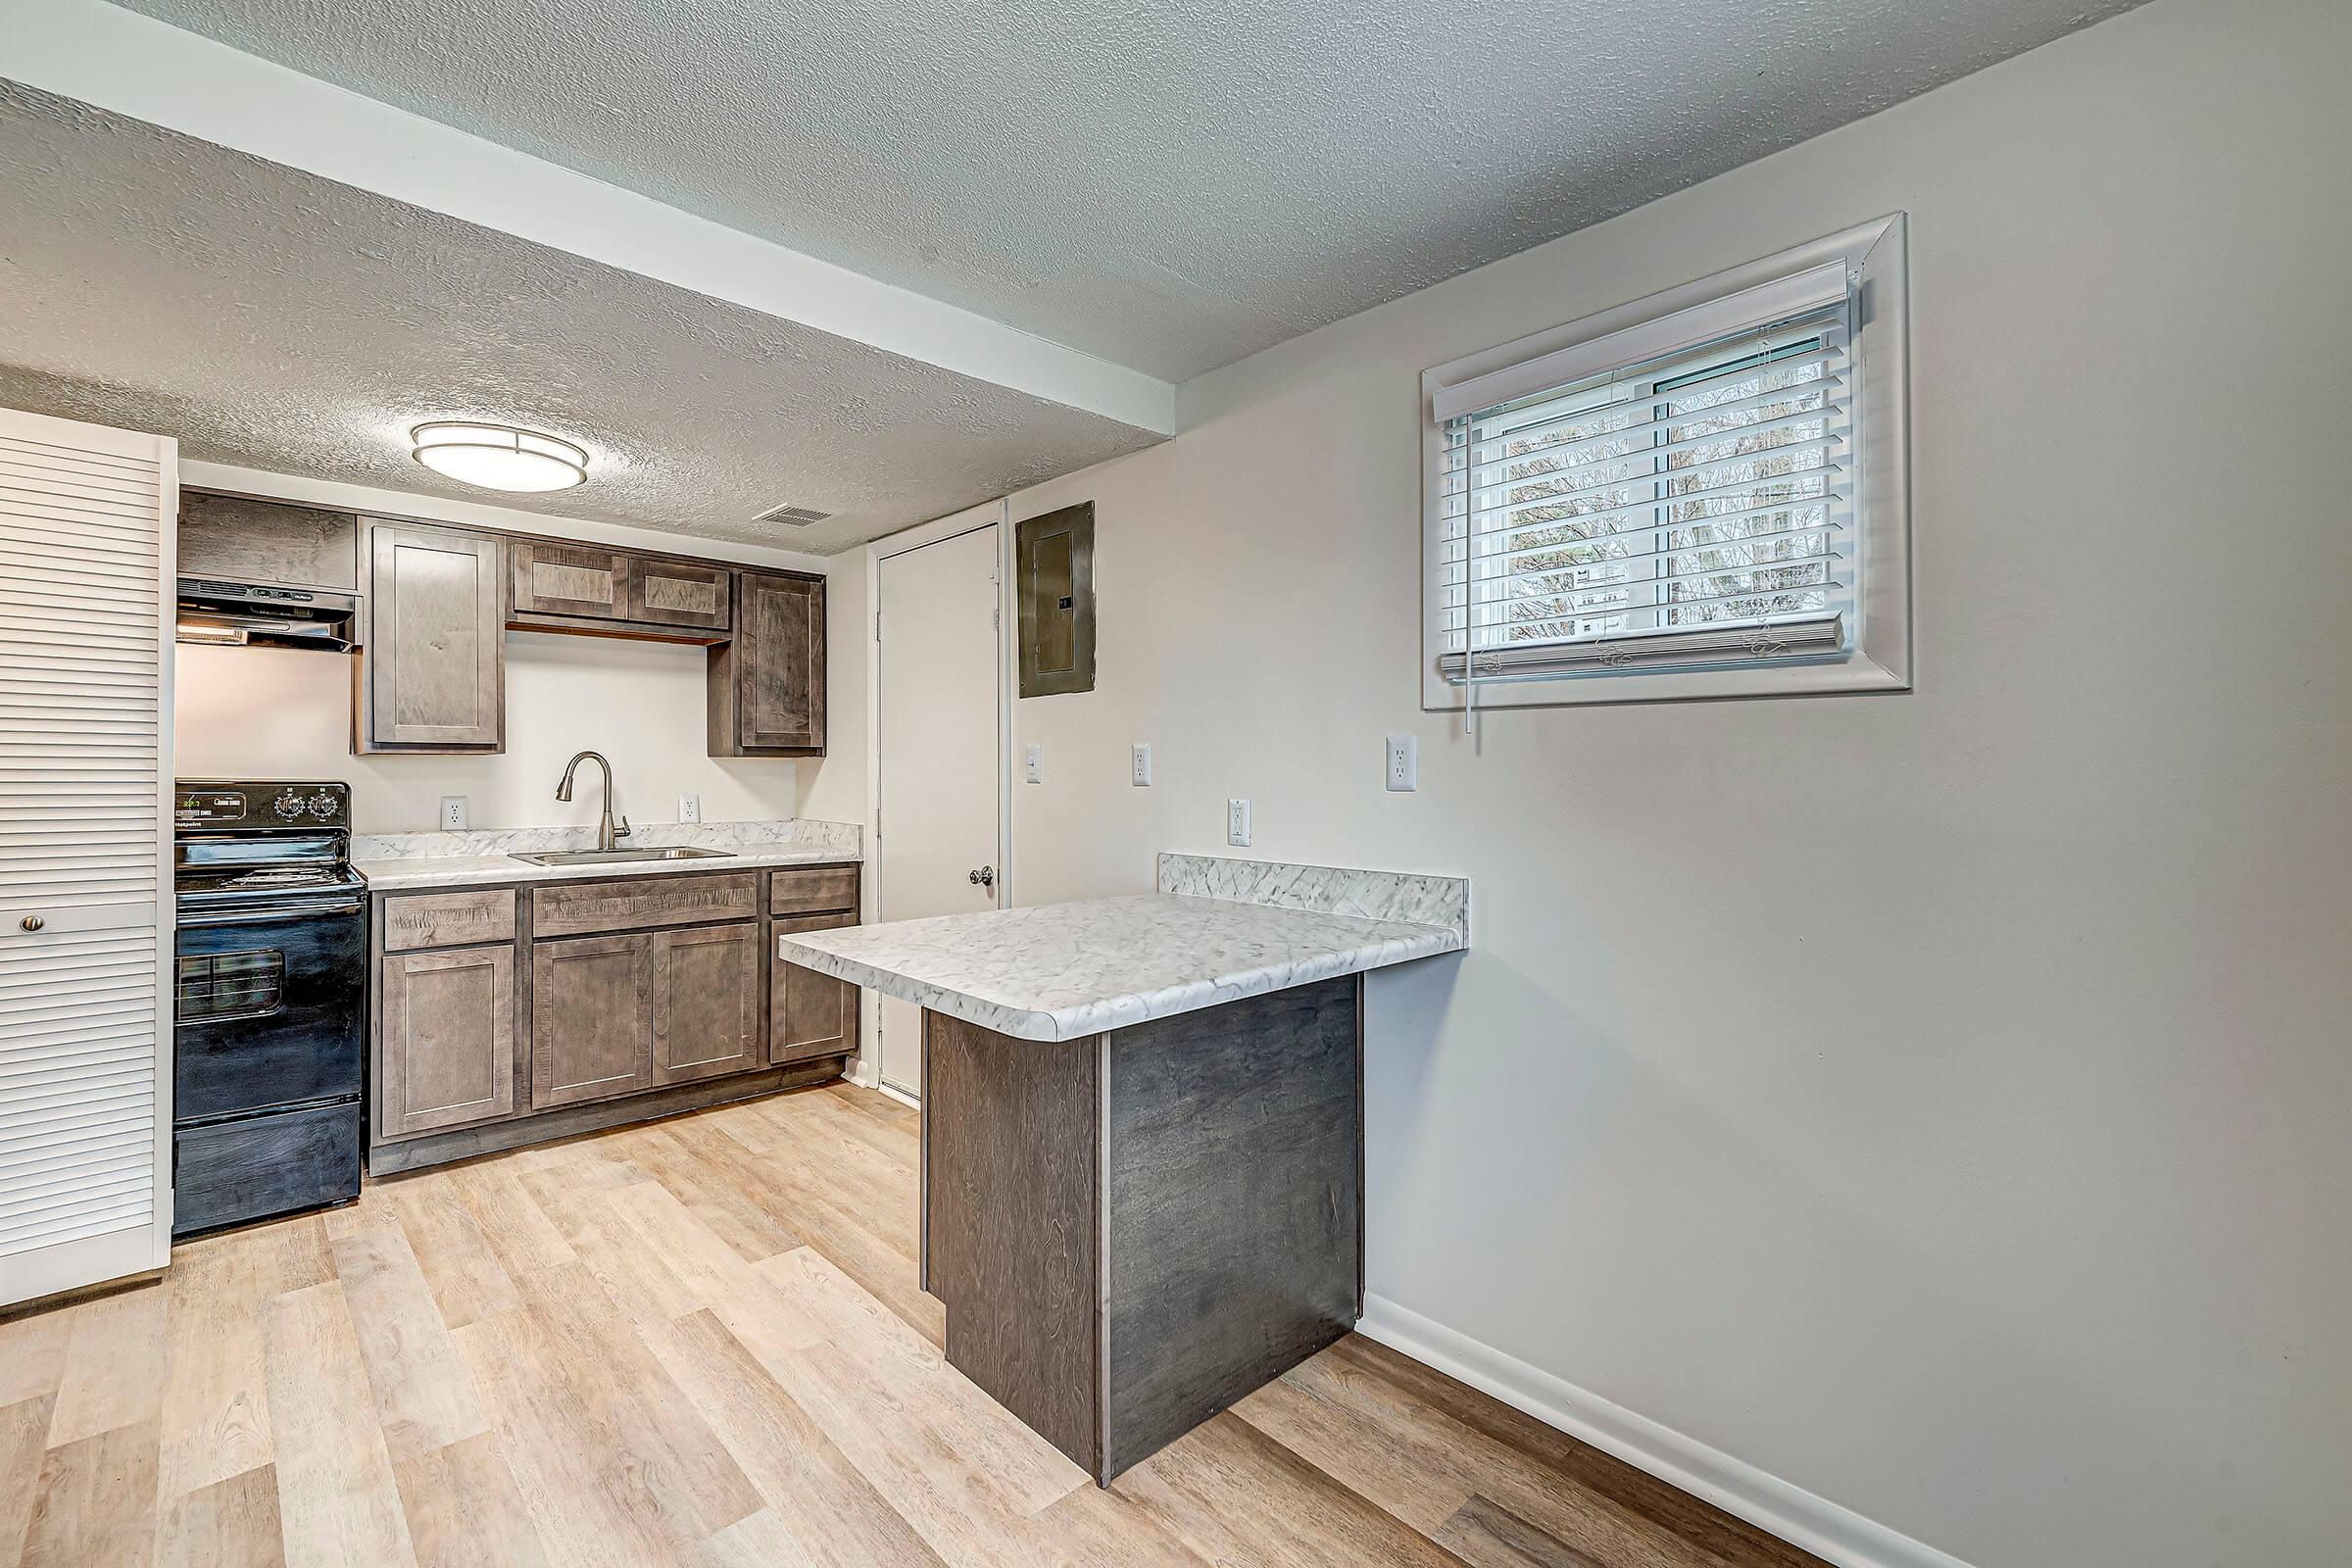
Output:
top-left (978, 1), bottom-right (2351, 1562)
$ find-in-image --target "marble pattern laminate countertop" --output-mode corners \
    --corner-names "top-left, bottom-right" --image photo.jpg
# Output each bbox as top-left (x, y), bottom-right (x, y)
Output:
top-left (357, 842), bottom-right (860, 891)
top-left (772, 893), bottom-right (1463, 1042)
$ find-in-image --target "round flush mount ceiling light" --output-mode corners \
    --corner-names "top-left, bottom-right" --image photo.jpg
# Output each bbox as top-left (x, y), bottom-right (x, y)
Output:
top-left (410, 420), bottom-right (589, 492)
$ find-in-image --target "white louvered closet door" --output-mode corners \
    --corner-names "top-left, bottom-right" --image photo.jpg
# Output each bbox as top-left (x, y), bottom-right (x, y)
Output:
top-left (0, 408), bottom-right (174, 1306)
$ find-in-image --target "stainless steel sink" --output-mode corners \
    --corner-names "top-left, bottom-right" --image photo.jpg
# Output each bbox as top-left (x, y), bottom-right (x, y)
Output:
top-left (509, 846), bottom-right (737, 866)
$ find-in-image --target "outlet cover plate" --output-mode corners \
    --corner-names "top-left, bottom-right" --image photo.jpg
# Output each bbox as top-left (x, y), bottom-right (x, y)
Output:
top-left (1226, 798), bottom-right (1251, 847)
top-left (1131, 743), bottom-right (1152, 787)
top-left (1385, 734), bottom-right (1417, 792)
top-left (439, 795), bottom-right (468, 831)
top-left (677, 793), bottom-right (701, 824)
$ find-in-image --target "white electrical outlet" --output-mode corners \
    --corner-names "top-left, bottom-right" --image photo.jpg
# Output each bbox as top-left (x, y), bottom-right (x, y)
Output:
top-left (1131, 743), bottom-right (1152, 787)
top-left (439, 795), bottom-right (468, 831)
top-left (1025, 743), bottom-right (1044, 784)
top-left (1226, 798), bottom-right (1251, 847)
top-left (677, 793), bottom-right (701, 824)
top-left (1385, 734), bottom-right (1418, 792)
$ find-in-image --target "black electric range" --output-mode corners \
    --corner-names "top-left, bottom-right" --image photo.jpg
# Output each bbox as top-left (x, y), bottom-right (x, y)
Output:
top-left (172, 780), bottom-right (366, 1236)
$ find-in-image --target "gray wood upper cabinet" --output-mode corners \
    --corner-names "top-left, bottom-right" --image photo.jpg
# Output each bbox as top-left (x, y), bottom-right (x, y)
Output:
top-left (771, 911), bottom-right (858, 1063)
top-left (360, 521), bottom-right (505, 751)
top-left (511, 540), bottom-right (628, 620)
top-left (629, 558), bottom-right (731, 633)
top-left (378, 945), bottom-right (516, 1140)
top-left (530, 930), bottom-right (656, 1108)
top-left (507, 540), bottom-right (731, 637)
top-left (179, 490), bottom-right (358, 591)
top-left (709, 570), bottom-right (825, 756)
top-left (654, 921), bottom-right (762, 1084)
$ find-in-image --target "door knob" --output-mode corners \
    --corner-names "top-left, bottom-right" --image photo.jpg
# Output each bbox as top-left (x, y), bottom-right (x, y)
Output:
top-left (19, 916), bottom-right (43, 932)
top-left (968, 866), bottom-right (996, 889)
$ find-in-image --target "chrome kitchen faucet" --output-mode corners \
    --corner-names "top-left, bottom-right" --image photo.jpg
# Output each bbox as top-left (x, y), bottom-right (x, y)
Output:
top-left (556, 750), bottom-right (631, 851)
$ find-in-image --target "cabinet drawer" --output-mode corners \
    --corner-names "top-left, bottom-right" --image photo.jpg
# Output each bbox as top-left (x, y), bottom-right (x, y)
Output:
top-left (533, 871), bottom-right (760, 938)
top-left (768, 865), bottom-right (859, 916)
top-left (381, 887), bottom-right (516, 952)
top-left (630, 558), bottom-right (731, 630)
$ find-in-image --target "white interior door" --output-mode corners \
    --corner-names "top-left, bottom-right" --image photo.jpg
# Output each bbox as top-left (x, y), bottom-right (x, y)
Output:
top-left (0, 407), bottom-right (174, 1306)
top-left (875, 517), bottom-right (1002, 1097)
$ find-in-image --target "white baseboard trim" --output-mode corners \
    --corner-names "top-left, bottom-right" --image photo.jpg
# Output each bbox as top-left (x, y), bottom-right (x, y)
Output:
top-left (1355, 1293), bottom-right (1978, 1568)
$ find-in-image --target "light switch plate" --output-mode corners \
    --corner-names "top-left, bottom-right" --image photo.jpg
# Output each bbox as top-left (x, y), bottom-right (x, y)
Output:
top-left (439, 795), bottom-right (468, 831)
top-left (1385, 734), bottom-right (1417, 792)
top-left (1226, 798), bottom-right (1251, 847)
top-left (1025, 743), bottom-right (1044, 784)
top-left (1131, 743), bottom-right (1152, 787)
top-left (677, 793), bottom-right (701, 824)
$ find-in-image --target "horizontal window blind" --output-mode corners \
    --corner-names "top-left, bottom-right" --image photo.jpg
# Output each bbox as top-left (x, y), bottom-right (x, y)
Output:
top-left (1437, 285), bottom-right (1856, 685)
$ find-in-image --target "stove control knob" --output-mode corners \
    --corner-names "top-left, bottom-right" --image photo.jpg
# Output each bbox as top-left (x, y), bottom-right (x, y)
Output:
top-left (272, 789), bottom-right (305, 818)
top-left (307, 792), bottom-right (338, 819)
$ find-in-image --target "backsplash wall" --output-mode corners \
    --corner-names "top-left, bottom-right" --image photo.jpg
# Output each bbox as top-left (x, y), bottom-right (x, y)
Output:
top-left (174, 631), bottom-right (800, 833)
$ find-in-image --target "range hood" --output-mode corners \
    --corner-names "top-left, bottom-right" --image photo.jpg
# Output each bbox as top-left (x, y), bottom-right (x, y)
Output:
top-left (176, 578), bottom-right (360, 652)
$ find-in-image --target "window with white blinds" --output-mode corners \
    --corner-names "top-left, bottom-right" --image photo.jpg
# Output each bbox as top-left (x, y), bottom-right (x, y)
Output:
top-left (1420, 218), bottom-right (1911, 710)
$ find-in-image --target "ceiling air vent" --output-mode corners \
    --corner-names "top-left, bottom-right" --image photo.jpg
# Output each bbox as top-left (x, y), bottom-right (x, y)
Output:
top-left (754, 502), bottom-right (831, 527)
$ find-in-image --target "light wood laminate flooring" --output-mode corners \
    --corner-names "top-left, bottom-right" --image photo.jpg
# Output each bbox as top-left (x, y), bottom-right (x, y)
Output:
top-left (0, 1081), bottom-right (1826, 1568)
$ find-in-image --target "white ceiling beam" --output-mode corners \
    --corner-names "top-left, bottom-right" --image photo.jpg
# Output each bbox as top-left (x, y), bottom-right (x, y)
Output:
top-left (1, 0), bottom-right (1178, 436)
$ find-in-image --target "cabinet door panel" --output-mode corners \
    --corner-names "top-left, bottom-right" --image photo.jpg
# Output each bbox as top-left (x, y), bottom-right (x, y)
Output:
top-left (530, 932), bottom-right (655, 1108)
top-left (630, 559), bottom-right (731, 631)
top-left (709, 571), bottom-right (824, 755)
top-left (365, 522), bottom-right (504, 749)
top-left (770, 911), bottom-right (858, 1063)
top-left (653, 921), bottom-right (761, 1085)
top-left (513, 540), bottom-right (627, 619)
top-left (379, 946), bottom-right (515, 1140)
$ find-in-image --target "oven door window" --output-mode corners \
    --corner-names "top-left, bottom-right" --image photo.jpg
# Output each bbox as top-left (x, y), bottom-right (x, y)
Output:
top-left (175, 949), bottom-right (286, 1022)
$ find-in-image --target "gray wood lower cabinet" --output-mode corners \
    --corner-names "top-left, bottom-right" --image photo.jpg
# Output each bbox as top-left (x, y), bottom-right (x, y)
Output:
top-left (772, 913), bottom-right (858, 1063)
top-left (530, 930), bottom-right (657, 1108)
top-left (370, 863), bottom-right (861, 1171)
top-left (655, 921), bottom-right (762, 1083)
top-left (921, 974), bottom-right (1363, 1485)
top-left (377, 945), bottom-right (516, 1139)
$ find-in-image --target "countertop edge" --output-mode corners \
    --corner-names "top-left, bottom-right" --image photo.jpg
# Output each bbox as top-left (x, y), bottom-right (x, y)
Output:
top-left (774, 913), bottom-right (1463, 1043)
top-left (356, 844), bottom-right (863, 891)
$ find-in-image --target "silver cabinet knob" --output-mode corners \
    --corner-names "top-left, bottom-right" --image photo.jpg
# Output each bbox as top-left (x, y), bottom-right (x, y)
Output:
top-left (19, 915), bottom-right (43, 932)
top-left (967, 866), bottom-right (996, 889)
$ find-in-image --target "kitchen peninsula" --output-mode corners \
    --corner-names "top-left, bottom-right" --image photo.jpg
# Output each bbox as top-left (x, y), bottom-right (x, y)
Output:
top-left (774, 853), bottom-right (1469, 1483)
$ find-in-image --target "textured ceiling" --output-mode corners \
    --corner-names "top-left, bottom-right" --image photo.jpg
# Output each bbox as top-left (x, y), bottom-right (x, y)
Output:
top-left (105, 0), bottom-right (2143, 382)
top-left (0, 82), bottom-right (1157, 553)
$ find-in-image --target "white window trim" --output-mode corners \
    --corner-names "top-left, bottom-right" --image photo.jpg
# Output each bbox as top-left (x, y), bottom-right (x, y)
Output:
top-left (1420, 214), bottom-right (1911, 711)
